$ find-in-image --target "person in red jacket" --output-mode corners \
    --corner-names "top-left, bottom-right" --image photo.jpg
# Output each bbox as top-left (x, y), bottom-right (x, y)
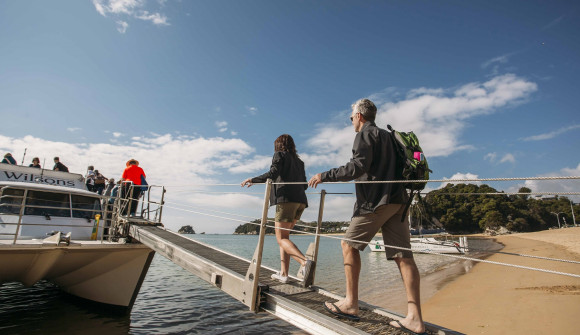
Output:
top-left (121, 159), bottom-right (146, 216)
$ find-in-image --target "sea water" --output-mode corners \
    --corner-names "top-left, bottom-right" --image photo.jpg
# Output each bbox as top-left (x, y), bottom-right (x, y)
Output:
top-left (0, 234), bottom-right (497, 334)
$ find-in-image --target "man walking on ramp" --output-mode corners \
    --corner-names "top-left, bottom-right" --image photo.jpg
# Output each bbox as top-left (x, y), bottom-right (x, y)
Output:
top-left (308, 98), bottom-right (425, 334)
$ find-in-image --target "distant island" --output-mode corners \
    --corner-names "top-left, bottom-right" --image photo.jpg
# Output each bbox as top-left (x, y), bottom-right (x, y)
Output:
top-left (178, 225), bottom-right (196, 234)
top-left (234, 219), bottom-right (349, 235)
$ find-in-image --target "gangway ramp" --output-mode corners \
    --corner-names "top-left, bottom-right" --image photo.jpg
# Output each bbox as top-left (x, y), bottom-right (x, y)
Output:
top-left (128, 225), bottom-right (460, 335)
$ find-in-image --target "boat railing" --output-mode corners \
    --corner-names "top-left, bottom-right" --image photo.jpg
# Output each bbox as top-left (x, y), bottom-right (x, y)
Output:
top-left (0, 186), bottom-right (112, 244)
top-left (107, 182), bottom-right (166, 240)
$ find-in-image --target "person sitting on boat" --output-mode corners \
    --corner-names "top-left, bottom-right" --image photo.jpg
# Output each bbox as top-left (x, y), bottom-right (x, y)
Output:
top-left (309, 98), bottom-right (425, 333)
top-left (241, 134), bottom-right (315, 287)
top-left (121, 159), bottom-right (146, 216)
top-left (53, 157), bottom-right (69, 172)
top-left (28, 157), bottom-right (41, 168)
top-left (2, 153), bottom-right (17, 165)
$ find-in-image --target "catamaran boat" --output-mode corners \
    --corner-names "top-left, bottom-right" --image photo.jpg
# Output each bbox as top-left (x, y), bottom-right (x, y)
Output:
top-left (0, 164), bottom-right (163, 310)
top-left (370, 236), bottom-right (468, 254)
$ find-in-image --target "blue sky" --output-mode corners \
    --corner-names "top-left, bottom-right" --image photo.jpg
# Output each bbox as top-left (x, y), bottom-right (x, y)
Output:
top-left (1, 1), bottom-right (579, 233)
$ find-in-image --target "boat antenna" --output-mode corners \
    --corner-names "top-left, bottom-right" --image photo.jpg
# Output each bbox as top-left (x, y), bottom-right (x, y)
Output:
top-left (21, 148), bottom-right (27, 165)
top-left (38, 158), bottom-right (46, 183)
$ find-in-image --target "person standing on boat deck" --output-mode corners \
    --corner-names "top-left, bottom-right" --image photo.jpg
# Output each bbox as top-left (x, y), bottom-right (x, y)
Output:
top-left (85, 166), bottom-right (96, 192)
top-left (308, 99), bottom-right (425, 334)
top-left (104, 178), bottom-right (116, 197)
top-left (53, 157), bottom-right (69, 172)
top-left (29, 157), bottom-right (41, 168)
top-left (241, 134), bottom-right (315, 288)
top-left (121, 159), bottom-right (146, 216)
top-left (2, 153), bottom-right (17, 165)
top-left (93, 170), bottom-right (108, 195)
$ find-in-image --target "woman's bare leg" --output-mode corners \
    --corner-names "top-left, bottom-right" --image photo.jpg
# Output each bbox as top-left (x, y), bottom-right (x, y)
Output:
top-left (275, 220), bottom-right (307, 275)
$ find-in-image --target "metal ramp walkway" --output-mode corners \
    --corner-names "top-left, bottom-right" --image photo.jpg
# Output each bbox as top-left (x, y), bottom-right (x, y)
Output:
top-left (128, 225), bottom-right (461, 335)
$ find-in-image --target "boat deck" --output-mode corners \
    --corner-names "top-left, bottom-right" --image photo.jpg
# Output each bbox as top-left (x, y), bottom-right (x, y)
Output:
top-left (129, 225), bottom-right (461, 335)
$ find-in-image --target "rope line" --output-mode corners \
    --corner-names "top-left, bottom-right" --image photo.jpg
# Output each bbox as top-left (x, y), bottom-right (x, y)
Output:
top-left (161, 200), bottom-right (317, 230)
top-left (160, 175), bottom-right (580, 187)
top-left (130, 197), bottom-right (580, 278)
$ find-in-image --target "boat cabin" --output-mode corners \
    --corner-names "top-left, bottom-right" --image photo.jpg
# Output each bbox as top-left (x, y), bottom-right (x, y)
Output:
top-left (0, 165), bottom-right (103, 241)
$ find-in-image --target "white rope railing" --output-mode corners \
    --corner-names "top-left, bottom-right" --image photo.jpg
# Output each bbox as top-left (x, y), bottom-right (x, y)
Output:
top-left (127, 196), bottom-right (580, 279)
top-left (160, 175), bottom-right (580, 188)
top-left (161, 200), bottom-right (318, 231)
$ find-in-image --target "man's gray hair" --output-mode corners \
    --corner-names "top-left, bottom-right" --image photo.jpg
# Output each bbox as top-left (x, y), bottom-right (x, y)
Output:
top-left (351, 98), bottom-right (377, 122)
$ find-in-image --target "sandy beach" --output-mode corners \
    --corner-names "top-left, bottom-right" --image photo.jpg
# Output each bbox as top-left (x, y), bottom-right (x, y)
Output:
top-left (422, 227), bottom-right (580, 335)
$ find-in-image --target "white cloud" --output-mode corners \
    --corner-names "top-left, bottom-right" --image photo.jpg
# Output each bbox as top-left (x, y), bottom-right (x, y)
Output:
top-left (499, 153), bottom-right (515, 164)
top-left (215, 121), bottom-right (228, 132)
top-left (485, 152), bottom-right (515, 164)
top-left (116, 20), bottom-right (129, 33)
top-left (112, 132), bottom-right (124, 138)
top-left (305, 74), bottom-right (537, 168)
top-left (484, 152), bottom-right (497, 162)
top-left (135, 11), bottom-right (169, 25)
top-left (0, 133), bottom-right (264, 233)
top-left (246, 106), bottom-right (258, 115)
top-left (517, 163), bottom-right (580, 202)
top-left (67, 127), bottom-right (81, 132)
top-left (439, 172), bottom-right (481, 188)
top-left (93, 0), bottom-right (143, 16)
top-left (230, 131), bottom-right (238, 136)
top-left (228, 155), bottom-right (271, 174)
top-left (542, 15), bottom-right (565, 31)
top-left (92, 0), bottom-right (169, 32)
top-left (0, 133), bottom-right (255, 188)
top-left (481, 54), bottom-right (510, 69)
top-left (521, 124), bottom-right (580, 141)
top-left (307, 195), bottom-right (356, 222)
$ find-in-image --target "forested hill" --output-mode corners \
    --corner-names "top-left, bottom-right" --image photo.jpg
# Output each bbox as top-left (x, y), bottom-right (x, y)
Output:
top-left (422, 183), bottom-right (578, 233)
top-left (232, 184), bottom-right (577, 235)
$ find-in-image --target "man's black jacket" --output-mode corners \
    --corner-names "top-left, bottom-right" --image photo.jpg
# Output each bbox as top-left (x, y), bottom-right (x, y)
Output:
top-left (321, 121), bottom-right (405, 217)
top-left (252, 151), bottom-right (308, 207)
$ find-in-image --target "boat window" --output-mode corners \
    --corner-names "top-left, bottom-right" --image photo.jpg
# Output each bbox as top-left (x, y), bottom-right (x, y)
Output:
top-left (24, 190), bottom-right (71, 217)
top-left (0, 187), bottom-right (25, 214)
top-left (71, 195), bottom-right (101, 219)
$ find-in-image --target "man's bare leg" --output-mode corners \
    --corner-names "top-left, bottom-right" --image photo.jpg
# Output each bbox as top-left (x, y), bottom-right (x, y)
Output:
top-left (389, 257), bottom-right (425, 333)
top-left (325, 240), bottom-right (360, 316)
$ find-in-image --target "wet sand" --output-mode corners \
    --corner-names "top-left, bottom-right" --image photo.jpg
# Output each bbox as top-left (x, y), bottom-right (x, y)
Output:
top-left (422, 227), bottom-right (580, 335)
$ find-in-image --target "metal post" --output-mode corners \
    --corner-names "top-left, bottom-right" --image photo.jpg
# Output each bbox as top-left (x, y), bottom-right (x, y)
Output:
top-left (13, 189), bottom-right (28, 244)
top-left (146, 186), bottom-right (151, 220)
top-left (243, 179), bottom-right (272, 312)
top-left (126, 182), bottom-right (133, 217)
top-left (158, 187), bottom-right (166, 224)
top-left (101, 198), bottom-right (108, 242)
top-left (570, 200), bottom-right (577, 226)
top-left (310, 189), bottom-right (326, 282)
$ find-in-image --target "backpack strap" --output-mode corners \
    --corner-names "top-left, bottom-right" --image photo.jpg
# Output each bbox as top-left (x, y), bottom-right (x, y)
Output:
top-left (400, 190), bottom-right (414, 222)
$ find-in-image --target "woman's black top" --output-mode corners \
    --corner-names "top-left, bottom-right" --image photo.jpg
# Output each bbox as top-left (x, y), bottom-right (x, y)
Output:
top-left (251, 151), bottom-right (308, 207)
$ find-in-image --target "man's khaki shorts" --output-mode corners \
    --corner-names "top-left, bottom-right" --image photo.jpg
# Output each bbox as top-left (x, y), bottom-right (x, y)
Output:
top-left (344, 204), bottom-right (413, 259)
top-left (275, 202), bottom-right (306, 222)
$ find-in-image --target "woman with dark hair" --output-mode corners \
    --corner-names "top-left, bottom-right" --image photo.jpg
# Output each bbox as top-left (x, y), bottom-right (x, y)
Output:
top-left (241, 134), bottom-right (315, 287)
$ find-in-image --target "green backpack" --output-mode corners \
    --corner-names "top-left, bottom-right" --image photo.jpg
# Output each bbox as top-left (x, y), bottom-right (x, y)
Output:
top-left (387, 125), bottom-right (431, 191)
top-left (387, 125), bottom-right (432, 220)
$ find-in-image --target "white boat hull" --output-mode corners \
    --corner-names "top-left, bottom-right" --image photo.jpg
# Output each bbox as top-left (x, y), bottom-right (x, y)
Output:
top-left (370, 237), bottom-right (467, 254)
top-left (0, 241), bottom-right (154, 308)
